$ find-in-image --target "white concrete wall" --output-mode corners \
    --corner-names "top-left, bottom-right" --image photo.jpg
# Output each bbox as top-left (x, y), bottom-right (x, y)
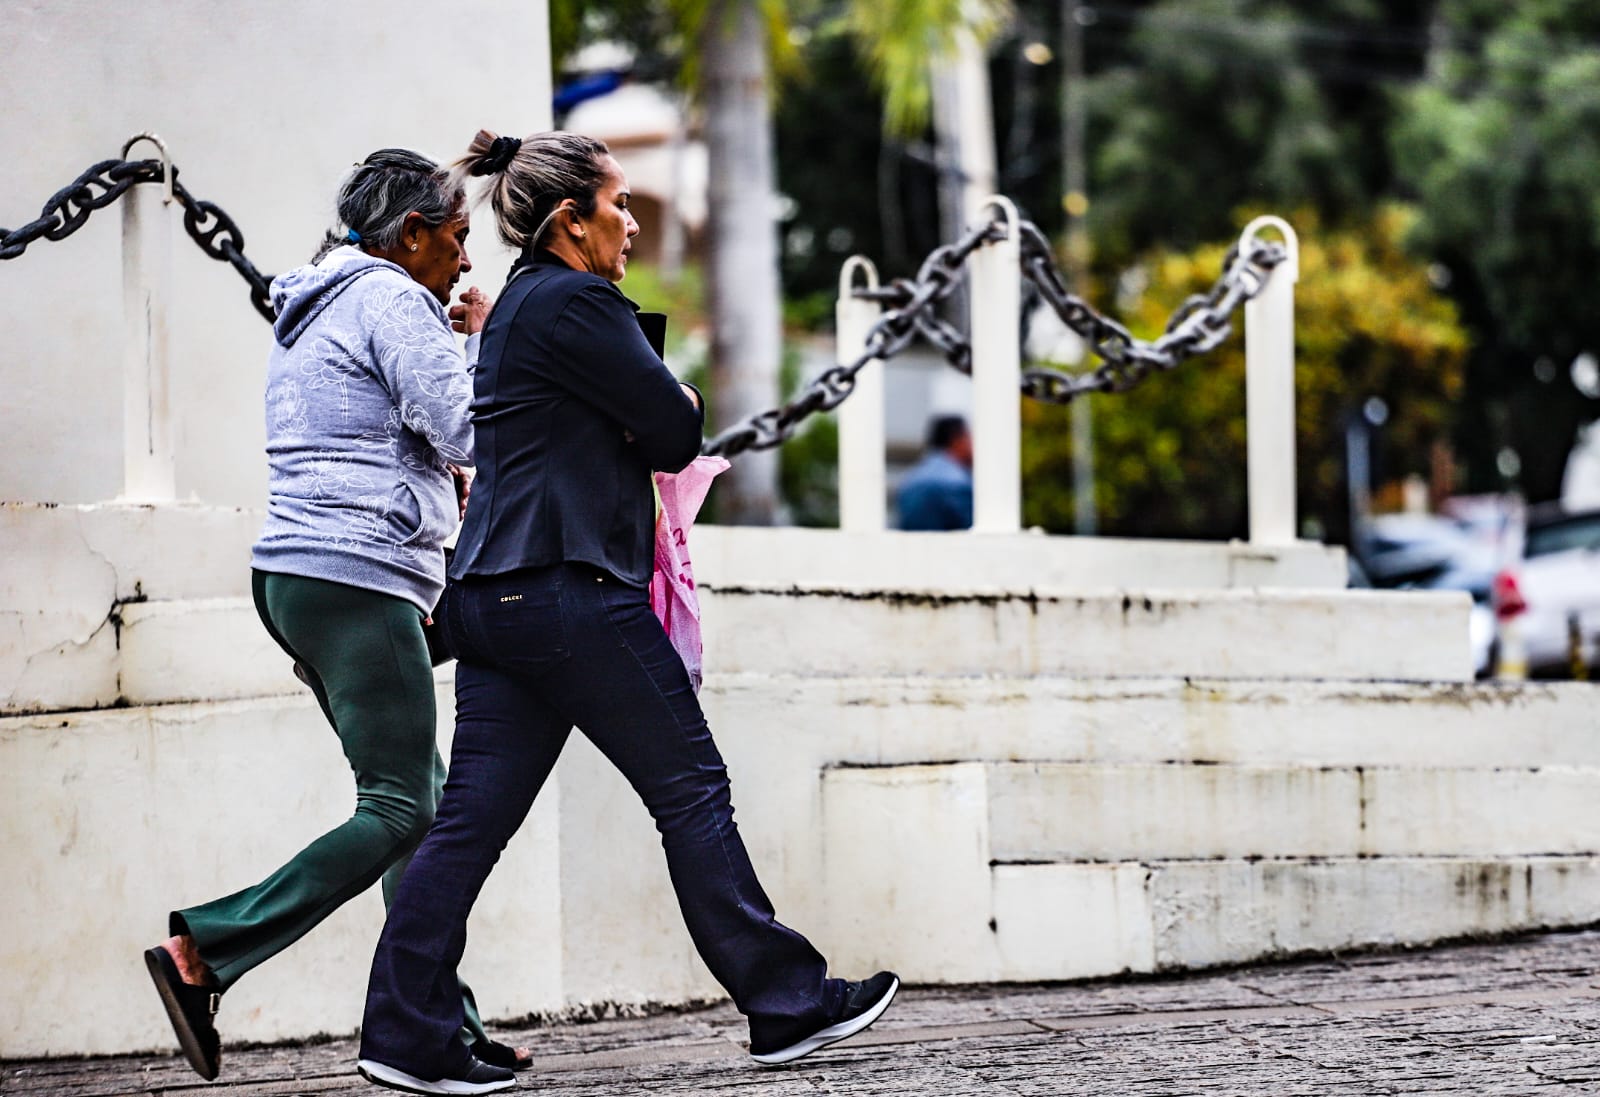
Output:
top-left (0, 0), bottom-right (551, 507)
top-left (4, 505), bottom-right (1593, 1059)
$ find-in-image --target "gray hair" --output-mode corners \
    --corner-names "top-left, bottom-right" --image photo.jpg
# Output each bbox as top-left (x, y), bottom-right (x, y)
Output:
top-left (311, 148), bottom-right (465, 262)
top-left (452, 129), bottom-right (611, 253)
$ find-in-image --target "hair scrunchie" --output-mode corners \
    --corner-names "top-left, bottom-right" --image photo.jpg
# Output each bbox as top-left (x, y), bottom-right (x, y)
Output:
top-left (473, 135), bottom-right (523, 177)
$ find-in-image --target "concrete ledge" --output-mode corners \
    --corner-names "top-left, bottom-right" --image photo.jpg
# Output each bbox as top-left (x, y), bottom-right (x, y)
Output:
top-left (690, 525), bottom-right (1348, 592)
top-left (118, 597), bottom-right (298, 706)
top-left (0, 691), bottom-right (562, 1060)
top-left (703, 674), bottom-right (1598, 769)
top-left (5, 672), bottom-right (1598, 1056)
top-left (1, 502), bottom-right (257, 613)
top-left (699, 586), bottom-right (1473, 682)
top-left (821, 836), bottom-right (1600, 983)
top-left (7, 583), bottom-right (1475, 714)
top-left (1, 503), bottom-right (259, 713)
top-left (819, 758), bottom-right (1600, 982)
top-left (987, 762), bottom-right (1600, 861)
top-left (1, 504), bottom-right (1344, 610)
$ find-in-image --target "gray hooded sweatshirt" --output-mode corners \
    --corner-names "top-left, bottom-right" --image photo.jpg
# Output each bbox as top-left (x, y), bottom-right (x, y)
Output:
top-left (251, 245), bottom-right (476, 613)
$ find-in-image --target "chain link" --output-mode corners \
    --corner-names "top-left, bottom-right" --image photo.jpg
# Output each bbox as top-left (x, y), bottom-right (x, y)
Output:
top-left (703, 220), bottom-right (1000, 457)
top-left (1018, 221), bottom-right (1286, 404)
top-left (703, 210), bottom-right (1288, 457)
top-left (2, 157), bottom-right (275, 321)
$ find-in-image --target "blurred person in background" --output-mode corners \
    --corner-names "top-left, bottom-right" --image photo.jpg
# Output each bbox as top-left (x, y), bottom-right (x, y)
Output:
top-left (898, 414), bottom-right (974, 531)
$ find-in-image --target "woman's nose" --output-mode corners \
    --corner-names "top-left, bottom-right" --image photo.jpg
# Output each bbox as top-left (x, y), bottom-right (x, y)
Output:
top-left (459, 248), bottom-right (472, 272)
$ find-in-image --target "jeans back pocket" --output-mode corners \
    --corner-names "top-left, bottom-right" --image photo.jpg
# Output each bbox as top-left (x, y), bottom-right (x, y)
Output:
top-left (464, 567), bottom-right (570, 675)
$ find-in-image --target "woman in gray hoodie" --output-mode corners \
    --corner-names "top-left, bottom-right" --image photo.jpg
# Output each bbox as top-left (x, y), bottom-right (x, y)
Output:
top-left (143, 149), bottom-right (527, 1081)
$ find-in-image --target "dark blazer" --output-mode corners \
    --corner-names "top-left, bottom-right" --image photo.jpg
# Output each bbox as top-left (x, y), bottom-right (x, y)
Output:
top-left (449, 253), bottom-right (704, 588)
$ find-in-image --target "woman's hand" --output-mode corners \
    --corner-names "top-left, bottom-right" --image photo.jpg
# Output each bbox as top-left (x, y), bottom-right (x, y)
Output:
top-left (448, 464), bottom-right (475, 520)
top-left (449, 286), bottom-right (492, 335)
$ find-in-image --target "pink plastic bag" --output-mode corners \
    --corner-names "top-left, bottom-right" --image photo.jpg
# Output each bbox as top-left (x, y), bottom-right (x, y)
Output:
top-left (650, 455), bottom-right (729, 692)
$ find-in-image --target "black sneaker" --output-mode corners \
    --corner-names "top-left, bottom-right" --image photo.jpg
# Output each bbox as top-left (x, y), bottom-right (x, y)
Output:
top-left (356, 1055), bottom-right (515, 1095)
top-left (749, 971), bottom-right (900, 1065)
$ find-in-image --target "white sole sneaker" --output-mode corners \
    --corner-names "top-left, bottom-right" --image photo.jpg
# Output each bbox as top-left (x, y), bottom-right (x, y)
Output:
top-left (356, 1058), bottom-right (516, 1095)
top-left (750, 975), bottom-right (900, 1065)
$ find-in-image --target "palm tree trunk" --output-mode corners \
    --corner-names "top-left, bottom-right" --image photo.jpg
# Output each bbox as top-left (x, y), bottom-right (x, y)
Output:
top-left (701, 0), bottom-right (782, 524)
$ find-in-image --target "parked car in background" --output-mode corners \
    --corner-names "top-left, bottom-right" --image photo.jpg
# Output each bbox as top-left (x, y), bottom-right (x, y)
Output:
top-left (1356, 513), bottom-right (1499, 678)
top-left (1493, 505), bottom-right (1600, 678)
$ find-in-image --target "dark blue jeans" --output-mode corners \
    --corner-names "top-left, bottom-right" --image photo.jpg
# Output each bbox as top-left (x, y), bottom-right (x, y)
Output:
top-left (361, 563), bottom-right (841, 1077)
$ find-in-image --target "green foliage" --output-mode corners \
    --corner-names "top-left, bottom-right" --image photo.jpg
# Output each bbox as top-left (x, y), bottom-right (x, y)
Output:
top-left (1082, 0), bottom-right (1427, 261)
top-left (1022, 207), bottom-right (1469, 541)
top-left (1390, 0), bottom-right (1600, 499)
top-left (617, 262), bottom-right (708, 354)
top-left (837, 0), bottom-right (1009, 135)
top-left (779, 415), bottom-right (840, 526)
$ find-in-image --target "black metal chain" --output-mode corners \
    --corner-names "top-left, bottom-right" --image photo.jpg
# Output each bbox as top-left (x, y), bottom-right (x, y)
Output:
top-left (702, 210), bottom-right (1288, 456)
top-left (6, 160), bottom-right (1288, 455)
top-left (1017, 221), bottom-right (1286, 404)
top-left (702, 220), bottom-right (1001, 458)
top-left (2, 158), bottom-right (275, 322)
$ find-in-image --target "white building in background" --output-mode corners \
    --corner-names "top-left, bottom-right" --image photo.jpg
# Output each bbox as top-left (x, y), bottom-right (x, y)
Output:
top-left (0, 0), bottom-right (552, 508)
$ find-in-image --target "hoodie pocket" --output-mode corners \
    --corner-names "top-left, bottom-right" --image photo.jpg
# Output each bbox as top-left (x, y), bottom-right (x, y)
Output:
top-left (386, 481), bottom-right (425, 546)
top-left (387, 477), bottom-right (454, 554)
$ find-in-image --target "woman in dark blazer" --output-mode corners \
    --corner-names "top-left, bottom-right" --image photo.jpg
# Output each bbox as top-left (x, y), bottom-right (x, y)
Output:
top-left (354, 131), bottom-right (898, 1097)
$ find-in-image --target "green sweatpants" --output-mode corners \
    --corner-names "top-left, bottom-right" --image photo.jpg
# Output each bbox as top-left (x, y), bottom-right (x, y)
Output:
top-left (173, 570), bottom-right (488, 1043)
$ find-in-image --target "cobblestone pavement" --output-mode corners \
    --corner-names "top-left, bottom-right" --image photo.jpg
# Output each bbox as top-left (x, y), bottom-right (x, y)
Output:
top-left (10, 930), bottom-right (1600, 1096)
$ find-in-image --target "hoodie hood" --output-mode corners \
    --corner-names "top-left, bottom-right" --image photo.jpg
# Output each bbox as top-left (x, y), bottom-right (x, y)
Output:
top-left (270, 245), bottom-right (397, 348)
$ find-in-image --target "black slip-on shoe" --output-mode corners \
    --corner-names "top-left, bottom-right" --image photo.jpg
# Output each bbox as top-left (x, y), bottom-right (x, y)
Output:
top-left (749, 971), bottom-right (900, 1066)
top-left (143, 946), bottom-right (222, 1080)
top-left (472, 1039), bottom-right (533, 1071)
top-left (356, 1055), bottom-right (516, 1095)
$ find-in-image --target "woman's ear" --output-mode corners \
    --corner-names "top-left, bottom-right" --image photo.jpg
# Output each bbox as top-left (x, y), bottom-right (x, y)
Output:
top-left (399, 211), bottom-right (427, 253)
top-left (563, 201), bottom-right (586, 240)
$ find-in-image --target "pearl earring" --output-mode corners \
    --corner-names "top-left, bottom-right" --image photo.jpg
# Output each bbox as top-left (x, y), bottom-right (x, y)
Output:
top-left (410, 244), bottom-right (418, 252)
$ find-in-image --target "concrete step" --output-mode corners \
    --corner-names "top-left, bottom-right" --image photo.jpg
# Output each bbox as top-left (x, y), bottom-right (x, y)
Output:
top-left (1, 505), bottom-right (1346, 615)
top-left (819, 849), bottom-right (1600, 985)
top-left (5, 674), bottom-right (1595, 1055)
top-left (3, 580), bottom-right (1474, 714)
top-left (819, 757), bottom-right (1600, 868)
top-left (1, 502), bottom-right (259, 713)
top-left (690, 525), bottom-right (1348, 592)
top-left (0, 689), bottom-right (566, 1059)
top-left (698, 584), bottom-right (1473, 682)
top-left (816, 748), bottom-right (1600, 984)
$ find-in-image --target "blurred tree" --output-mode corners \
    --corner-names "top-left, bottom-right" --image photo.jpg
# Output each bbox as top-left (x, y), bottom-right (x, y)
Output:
top-left (1080, 0), bottom-right (1433, 261)
top-left (1022, 206), bottom-right (1469, 540)
top-left (1391, 0), bottom-right (1600, 501)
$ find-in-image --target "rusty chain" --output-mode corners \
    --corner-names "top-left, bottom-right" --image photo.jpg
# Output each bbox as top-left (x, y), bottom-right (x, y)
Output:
top-left (2, 157), bottom-right (275, 321)
top-left (703, 209), bottom-right (1288, 457)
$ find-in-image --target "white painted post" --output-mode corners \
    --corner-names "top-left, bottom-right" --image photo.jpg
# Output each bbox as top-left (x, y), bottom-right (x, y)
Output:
top-left (971, 197), bottom-right (1022, 533)
top-left (1241, 215), bottom-right (1299, 546)
top-left (836, 257), bottom-right (885, 531)
top-left (120, 133), bottom-right (176, 502)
